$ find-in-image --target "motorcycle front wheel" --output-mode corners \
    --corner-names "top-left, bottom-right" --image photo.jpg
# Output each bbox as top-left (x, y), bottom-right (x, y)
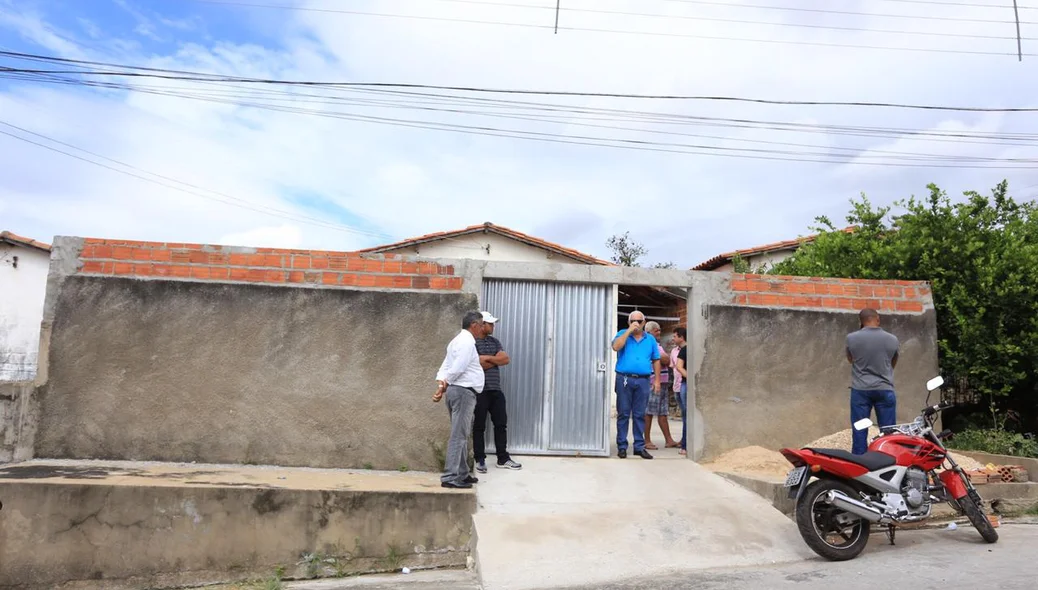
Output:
top-left (795, 479), bottom-right (872, 561)
top-left (956, 491), bottom-right (999, 543)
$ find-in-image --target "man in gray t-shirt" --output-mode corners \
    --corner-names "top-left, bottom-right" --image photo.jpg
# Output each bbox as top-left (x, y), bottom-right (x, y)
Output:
top-left (845, 308), bottom-right (900, 455)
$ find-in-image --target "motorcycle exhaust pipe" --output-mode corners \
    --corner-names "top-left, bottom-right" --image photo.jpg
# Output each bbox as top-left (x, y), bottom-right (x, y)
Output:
top-left (823, 490), bottom-right (888, 524)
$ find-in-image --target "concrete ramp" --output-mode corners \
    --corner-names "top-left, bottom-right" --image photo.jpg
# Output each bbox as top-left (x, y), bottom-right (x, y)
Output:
top-left (473, 456), bottom-right (813, 590)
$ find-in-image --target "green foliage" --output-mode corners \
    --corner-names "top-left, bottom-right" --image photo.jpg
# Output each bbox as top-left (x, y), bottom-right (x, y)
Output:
top-left (606, 231), bottom-right (648, 266)
top-left (770, 181), bottom-right (1038, 430)
top-left (730, 253), bottom-right (751, 274)
top-left (948, 428), bottom-right (1038, 458)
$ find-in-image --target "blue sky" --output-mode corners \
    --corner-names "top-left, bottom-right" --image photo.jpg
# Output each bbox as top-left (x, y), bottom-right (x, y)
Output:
top-left (2, 0), bottom-right (1037, 265)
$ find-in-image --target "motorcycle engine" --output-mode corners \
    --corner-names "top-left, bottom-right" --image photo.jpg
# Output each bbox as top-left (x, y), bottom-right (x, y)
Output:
top-left (903, 466), bottom-right (929, 510)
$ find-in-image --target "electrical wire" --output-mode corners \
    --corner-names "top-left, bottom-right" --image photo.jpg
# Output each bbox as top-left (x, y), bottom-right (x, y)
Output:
top-left (4, 51), bottom-right (1038, 112)
top-left (189, 0), bottom-right (1038, 42)
top-left (0, 120), bottom-right (393, 238)
top-left (6, 72), bottom-right (1036, 168)
top-left (183, 1), bottom-right (1037, 57)
top-left (9, 70), bottom-right (1037, 159)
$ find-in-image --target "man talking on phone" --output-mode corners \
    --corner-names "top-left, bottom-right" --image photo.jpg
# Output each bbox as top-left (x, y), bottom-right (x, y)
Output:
top-left (611, 310), bottom-right (661, 459)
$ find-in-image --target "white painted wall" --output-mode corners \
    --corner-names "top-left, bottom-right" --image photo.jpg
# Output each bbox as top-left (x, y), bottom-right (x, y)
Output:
top-left (0, 244), bottom-right (50, 381)
top-left (380, 233), bottom-right (591, 264)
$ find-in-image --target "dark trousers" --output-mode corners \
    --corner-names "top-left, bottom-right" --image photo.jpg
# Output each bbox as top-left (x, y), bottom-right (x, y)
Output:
top-left (616, 374), bottom-right (650, 453)
top-left (473, 389), bottom-right (510, 464)
top-left (851, 388), bottom-right (897, 455)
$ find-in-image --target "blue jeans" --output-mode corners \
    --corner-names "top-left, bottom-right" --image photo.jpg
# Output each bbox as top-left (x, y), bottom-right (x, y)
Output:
top-left (851, 388), bottom-right (897, 455)
top-left (678, 383), bottom-right (687, 451)
top-left (616, 374), bottom-right (650, 452)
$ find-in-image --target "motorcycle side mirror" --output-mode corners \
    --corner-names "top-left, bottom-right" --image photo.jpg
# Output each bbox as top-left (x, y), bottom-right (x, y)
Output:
top-left (926, 376), bottom-right (945, 391)
top-left (854, 418), bottom-right (874, 431)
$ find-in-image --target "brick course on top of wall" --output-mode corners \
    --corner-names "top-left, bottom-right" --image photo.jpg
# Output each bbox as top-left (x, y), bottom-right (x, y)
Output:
top-left (73, 238), bottom-right (464, 291)
top-left (729, 273), bottom-right (931, 313)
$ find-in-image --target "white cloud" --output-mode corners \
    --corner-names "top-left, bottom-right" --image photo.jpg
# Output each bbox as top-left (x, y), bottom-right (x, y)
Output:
top-left (1, 0), bottom-right (1037, 269)
top-left (219, 225), bottom-right (304, 249)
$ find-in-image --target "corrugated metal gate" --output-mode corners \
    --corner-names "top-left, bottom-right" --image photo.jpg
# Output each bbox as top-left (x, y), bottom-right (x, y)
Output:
top-left (481, 279), bottom-right (613, 456)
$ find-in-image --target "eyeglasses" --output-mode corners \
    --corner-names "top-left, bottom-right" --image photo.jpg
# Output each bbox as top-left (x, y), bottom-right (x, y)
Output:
top-left (630, 319), bottom-right (644, 324)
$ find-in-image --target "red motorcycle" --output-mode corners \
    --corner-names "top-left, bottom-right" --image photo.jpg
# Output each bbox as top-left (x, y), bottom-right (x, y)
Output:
top-left (780, 376), bottom-right (998, 561)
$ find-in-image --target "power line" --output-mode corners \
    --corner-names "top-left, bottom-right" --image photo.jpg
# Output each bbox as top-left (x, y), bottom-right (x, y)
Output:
top-left (653, 0), bottom-right (1037, 23)
top-left (4, 51), bottom-right (1038, 111)
top-left (6, 71), bottom-right (1036, 169)
top-left (0, 120), bottom-right (392, 238)
top-left (11, 69), bottom-right (1038, 151)
top-left (183, 1), bottom-right (1037, 56)
top-left (190, 0), bottom-right (1037, 42)
top-left (21, 71), bottom-right (1038, 157)
top-left (864, 0), bottom-right (1035, 8)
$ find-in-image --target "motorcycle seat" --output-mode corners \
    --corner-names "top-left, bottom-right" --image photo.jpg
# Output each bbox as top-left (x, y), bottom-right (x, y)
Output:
top-left (806, 448), bottom-right (897, 471)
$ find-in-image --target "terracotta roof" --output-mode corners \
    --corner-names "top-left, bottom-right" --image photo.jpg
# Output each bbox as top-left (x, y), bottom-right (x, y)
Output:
top-left (0, 230), bottom-right (51, 253)
top-left (361, 222), bottom-right (614, 265)
top-left (692, 226), bottom-right (856, 271)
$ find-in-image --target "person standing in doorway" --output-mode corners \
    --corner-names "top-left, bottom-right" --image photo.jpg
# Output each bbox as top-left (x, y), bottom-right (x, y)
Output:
top-left (433, 311), bottom-right (485, 489)
top-left (611, 310), bottom-right (661, 459)
top-left (846, 308), bottom-right (900, 455)
top-left (473, 311), bottom-right (523, 473)
top-left (643, 321), bottom-right (678, 450)
top-left (672, 327), bottom-right (689, 456)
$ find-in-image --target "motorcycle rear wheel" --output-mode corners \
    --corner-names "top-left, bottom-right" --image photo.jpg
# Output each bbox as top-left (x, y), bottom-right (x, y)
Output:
top-left (958, 493), bottom-right (999, 543)
top-left (796, 479), bottom-right (872, 561)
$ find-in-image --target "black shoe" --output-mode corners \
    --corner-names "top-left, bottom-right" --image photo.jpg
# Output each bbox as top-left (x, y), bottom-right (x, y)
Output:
top-left (635, 449), bottom-right (654, 459)
top-left (463, 475), bottom-right (479, 484)
top-left (442, 481), bottom-right (473, 489)
top-left (617, 449), bottom-right (627, 459)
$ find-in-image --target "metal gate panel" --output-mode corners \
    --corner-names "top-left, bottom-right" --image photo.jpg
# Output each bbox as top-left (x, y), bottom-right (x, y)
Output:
top-left (547, 283), bottom-right (612, 454)
top-left (481, 280), bottom-right (549, 454)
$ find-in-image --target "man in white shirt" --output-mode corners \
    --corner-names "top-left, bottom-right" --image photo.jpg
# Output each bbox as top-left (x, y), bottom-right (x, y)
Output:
top-left (434, 310), bottom-right (486, 489)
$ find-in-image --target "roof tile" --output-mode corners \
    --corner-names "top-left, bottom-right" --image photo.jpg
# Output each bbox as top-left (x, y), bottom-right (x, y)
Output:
top-left (0, 230), bottom-right (51, 252)
top-left (360, 222), bottom-right (614, 265)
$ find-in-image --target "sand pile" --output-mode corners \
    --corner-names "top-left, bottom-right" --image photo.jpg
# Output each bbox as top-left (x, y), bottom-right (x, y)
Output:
top-left (702, 426), bottom-right (985, 477)
top-left (701, 446), bottom-right (793, 480)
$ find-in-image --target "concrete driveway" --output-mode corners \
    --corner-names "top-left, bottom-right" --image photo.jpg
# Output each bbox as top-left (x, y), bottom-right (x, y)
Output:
top-left (287, 524), bottom-right (1038, 590)
top-left (470, 454), bottom-right (813, 590)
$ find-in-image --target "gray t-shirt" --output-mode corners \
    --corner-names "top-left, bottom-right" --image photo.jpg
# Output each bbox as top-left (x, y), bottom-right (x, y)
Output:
top-left (846, 327), bottom-right (900, 391)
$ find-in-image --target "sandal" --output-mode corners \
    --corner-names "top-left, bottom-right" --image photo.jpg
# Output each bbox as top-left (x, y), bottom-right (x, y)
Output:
top-left (644, 443), bottom-right (658, 450)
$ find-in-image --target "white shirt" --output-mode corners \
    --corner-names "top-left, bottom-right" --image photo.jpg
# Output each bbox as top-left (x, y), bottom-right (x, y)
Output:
top-left (436, 329), bottom-right (485, 392)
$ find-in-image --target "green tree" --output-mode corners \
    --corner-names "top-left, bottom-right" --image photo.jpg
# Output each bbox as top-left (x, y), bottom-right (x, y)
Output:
top-left (606, 232), bottom-right (647, 266)
top-left (606, 232), bottom-right (675, 268)
top-left (770, 181), bottom-right (1038, 433)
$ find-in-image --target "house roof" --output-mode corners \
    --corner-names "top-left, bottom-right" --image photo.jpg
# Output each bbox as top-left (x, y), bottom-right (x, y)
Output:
top-left (692, 226), bottom-right (855, 271)
top-left (360, 222), bottom-right (614, 265)
top-left (0, 230), bottom-right (51, 253)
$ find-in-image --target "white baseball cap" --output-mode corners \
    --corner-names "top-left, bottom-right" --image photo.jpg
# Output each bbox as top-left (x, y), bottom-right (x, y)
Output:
top-left (481, 311), bottom-right (499, 323)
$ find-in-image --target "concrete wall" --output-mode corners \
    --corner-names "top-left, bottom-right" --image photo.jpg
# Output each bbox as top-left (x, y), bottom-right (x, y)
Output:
top-left (0, 381), bottom-right (34, 463)
top-left (380, 232), bottom-right (589, 264)
top-left (0, 245), bottom-right (49, 381)
top-left (28, 237), bottom-right (479, 471)
top-left (688, 273), bottom-right (938, 461)
top-left (0, 468), bottom-right (475, 589)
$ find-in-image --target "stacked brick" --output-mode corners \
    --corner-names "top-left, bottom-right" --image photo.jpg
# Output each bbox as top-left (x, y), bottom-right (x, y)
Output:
top-left (75, 239), bottom-right (463, 291)
top-left (729, 274), bottom-right (930, 313)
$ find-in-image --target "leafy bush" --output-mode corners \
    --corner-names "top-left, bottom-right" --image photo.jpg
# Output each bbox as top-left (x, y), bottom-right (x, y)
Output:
top-left (948, 428), bottom-right (1038, 458)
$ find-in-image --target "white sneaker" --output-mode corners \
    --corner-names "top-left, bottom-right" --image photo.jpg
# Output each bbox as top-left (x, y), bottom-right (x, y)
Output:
top-left (476, 460), bottom-right (487, 474)
top-left (496, 459), bottom-right (522, 470)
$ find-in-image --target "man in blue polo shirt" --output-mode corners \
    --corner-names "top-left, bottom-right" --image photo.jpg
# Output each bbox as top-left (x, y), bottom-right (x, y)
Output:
top-left (612, 310), bottom-right (661, 459)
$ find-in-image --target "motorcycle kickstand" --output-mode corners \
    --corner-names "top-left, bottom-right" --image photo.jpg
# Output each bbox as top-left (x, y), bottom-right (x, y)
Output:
top-left (886, 525), bottom-right (896, 546)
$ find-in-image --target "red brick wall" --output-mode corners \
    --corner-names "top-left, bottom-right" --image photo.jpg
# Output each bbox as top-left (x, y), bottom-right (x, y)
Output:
top-left (729, 274), bottom-right (930, 313)
top-left (75, 239), bottom-right (463, 291)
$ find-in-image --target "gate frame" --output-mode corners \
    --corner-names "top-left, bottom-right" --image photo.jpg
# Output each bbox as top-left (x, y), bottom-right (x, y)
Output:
top-left (480, 279), bottom-right (616, 458)
top-left (470, 263), bottom-right (710, 460)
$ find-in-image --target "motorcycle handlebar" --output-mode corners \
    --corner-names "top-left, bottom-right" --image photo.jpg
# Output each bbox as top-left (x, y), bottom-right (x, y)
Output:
top-left (922, 400), bottom-right (954, 417)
